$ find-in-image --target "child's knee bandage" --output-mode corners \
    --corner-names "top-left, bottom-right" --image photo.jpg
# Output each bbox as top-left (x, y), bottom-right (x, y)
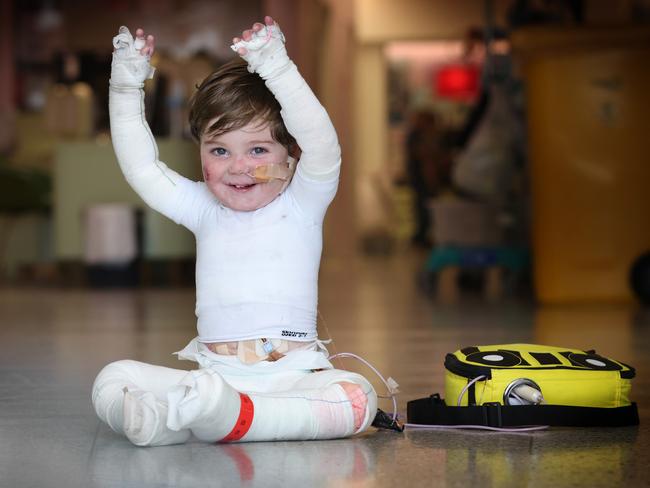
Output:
top-left (340, 382), bottom-right (369, 431)
top-left (291, 369), bottom-right (378, 434)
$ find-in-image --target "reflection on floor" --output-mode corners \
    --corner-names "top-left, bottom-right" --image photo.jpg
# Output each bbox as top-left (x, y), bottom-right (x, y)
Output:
top-left (1, 252), bottom-right (648, 487)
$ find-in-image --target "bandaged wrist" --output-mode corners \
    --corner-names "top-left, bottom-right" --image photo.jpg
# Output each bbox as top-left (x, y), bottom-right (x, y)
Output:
top-left (231, 23), bottom-right (292, 80)
top-left (110, 26), bottom-right (155, 88)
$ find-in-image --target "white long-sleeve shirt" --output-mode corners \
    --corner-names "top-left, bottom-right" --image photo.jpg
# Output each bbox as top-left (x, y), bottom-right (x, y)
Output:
top-left (109, 26), bottom-right (341, 342)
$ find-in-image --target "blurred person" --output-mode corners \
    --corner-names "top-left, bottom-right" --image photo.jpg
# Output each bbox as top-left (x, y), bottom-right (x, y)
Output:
top-left (452, 26), bottom-right (526, 211)
top-left (406, 110), bottom-right (447, 247)
top-left (92, 16), bottom-right (377, 446)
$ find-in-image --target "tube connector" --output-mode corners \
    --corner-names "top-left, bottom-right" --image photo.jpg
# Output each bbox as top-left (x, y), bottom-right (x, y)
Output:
top-left (503, 378), bottom-right (545, 405)
top-left (512, 384), bottom-right (544, 404)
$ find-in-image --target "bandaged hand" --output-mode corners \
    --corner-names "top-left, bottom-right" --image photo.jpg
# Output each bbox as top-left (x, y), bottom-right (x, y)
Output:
top-left (110, 26), bottom-right (156, 88)
top-left (231, 16), bottom-right (290, 79)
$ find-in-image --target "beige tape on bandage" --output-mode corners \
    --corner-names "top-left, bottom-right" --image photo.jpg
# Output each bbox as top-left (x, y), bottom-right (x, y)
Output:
top-left (249, 157), bottom-right (297, 193)
top-left (250, 163), bottom-right (291, 182)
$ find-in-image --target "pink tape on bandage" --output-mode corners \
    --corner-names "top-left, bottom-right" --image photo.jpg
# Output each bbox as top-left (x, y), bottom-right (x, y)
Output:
top-left (220, 393), bottom-right (254, 442)
top-left (341, 383), bottom-right (367, 431)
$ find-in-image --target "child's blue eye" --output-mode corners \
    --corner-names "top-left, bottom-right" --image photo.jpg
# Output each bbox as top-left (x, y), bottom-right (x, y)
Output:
top-left (251, 147), bottom-right (267, 155)
top-left (212, 147), bottom-right (228, 156)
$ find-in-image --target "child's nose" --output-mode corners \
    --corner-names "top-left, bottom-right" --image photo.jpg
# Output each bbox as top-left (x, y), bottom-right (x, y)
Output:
top-left (230, 155), bottom-right (251, 174)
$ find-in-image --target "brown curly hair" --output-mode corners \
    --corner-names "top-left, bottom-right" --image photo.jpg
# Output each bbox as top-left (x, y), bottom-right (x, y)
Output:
top-left (188, 58), bottom-right (296, 149)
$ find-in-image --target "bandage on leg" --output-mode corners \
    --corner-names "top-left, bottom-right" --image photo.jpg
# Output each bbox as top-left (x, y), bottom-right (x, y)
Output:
top-left (167, 368), bottom-right (377, 442)
top-left (289, 369), bottom-right (378, 435)
top-left (123, 388), bottom-right (191, 447)
top-left (340, 382), bottom-right (368, 431)
top-left (166, 369), bottom-right (243, 441)
top-left (92, 360), bottom-right (191, 446)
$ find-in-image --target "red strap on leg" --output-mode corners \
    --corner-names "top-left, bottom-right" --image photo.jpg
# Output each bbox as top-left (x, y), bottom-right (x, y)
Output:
top-left (220, 393), bottom-right (254, 443)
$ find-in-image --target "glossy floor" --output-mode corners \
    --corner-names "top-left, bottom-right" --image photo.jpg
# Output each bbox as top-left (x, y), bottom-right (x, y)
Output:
top-left (1, 253), bottom-right (648, 487)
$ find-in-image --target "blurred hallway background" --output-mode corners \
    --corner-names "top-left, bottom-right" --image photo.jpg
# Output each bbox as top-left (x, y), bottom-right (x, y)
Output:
top-left (1, 0), bottom-right (650, 486)
top-left (2, 0), bottom-right (650, 304)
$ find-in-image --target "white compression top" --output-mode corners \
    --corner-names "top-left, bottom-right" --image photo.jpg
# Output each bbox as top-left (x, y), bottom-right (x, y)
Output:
top-left (109, 25), bottom-right (341, 342)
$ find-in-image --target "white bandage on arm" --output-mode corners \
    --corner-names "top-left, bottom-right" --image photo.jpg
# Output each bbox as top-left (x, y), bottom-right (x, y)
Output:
top-left (110, 27), bottom-right (206, 230)
top-left (232, 24), bottom-right (341, 182)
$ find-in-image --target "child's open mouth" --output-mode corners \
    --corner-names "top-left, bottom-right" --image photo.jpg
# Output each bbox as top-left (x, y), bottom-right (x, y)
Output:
top-left (229, 183), bottom-right (257, 192)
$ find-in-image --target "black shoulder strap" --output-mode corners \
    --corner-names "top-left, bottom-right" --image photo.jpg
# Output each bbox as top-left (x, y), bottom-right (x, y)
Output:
top-left (407, 394), bottom-right (639, 428)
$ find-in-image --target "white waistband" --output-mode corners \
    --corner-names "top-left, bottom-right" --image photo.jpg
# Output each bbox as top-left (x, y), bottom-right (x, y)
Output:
top-left (196, 302), bottom-right (317, 343)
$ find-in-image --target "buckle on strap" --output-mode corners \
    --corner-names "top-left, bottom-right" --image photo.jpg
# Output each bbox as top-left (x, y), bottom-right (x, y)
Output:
top-left (482, 402), bottom-right (503, 427)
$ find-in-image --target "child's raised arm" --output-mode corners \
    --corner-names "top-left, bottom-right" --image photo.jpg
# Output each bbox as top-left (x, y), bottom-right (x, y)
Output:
top-left (109, 26), bottom-right (210, 233)
top-left (232, 17), bottom-right (341, 183)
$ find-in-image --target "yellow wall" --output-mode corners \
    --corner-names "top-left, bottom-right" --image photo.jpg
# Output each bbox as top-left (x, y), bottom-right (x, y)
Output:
top-left (515, 26), bottom-right (650, 302)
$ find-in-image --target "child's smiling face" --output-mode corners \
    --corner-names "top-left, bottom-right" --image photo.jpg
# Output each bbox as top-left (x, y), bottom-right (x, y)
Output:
top-left (200, 119), bottom-right (290, 211)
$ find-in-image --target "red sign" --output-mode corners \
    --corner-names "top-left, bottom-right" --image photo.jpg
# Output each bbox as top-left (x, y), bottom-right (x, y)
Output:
top-left (435, 64), bottom-right (480, 101)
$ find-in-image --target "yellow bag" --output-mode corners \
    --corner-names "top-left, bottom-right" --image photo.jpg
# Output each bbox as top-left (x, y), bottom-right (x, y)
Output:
top-left (407, 344), bottom-right (639, 428)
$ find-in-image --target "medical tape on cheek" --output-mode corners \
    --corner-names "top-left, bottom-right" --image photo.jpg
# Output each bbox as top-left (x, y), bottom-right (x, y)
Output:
top-left (248, 156), bottom-right (296, 183)
top-left (250, 163), bottom-right (290, 182)
top-left (220, 393), bottom-right (255, 442)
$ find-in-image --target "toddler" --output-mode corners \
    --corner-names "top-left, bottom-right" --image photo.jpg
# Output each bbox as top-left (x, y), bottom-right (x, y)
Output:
top-left (92, 16), bottom-right (377, 446)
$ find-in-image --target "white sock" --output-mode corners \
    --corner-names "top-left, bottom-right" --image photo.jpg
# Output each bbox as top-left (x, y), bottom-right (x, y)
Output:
top-left (123, 388), bottom-right (191, 447)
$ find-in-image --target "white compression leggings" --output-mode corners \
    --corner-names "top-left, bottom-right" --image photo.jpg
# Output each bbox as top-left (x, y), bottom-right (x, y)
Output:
top-left (92, 360), bottom-right (377, 446)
